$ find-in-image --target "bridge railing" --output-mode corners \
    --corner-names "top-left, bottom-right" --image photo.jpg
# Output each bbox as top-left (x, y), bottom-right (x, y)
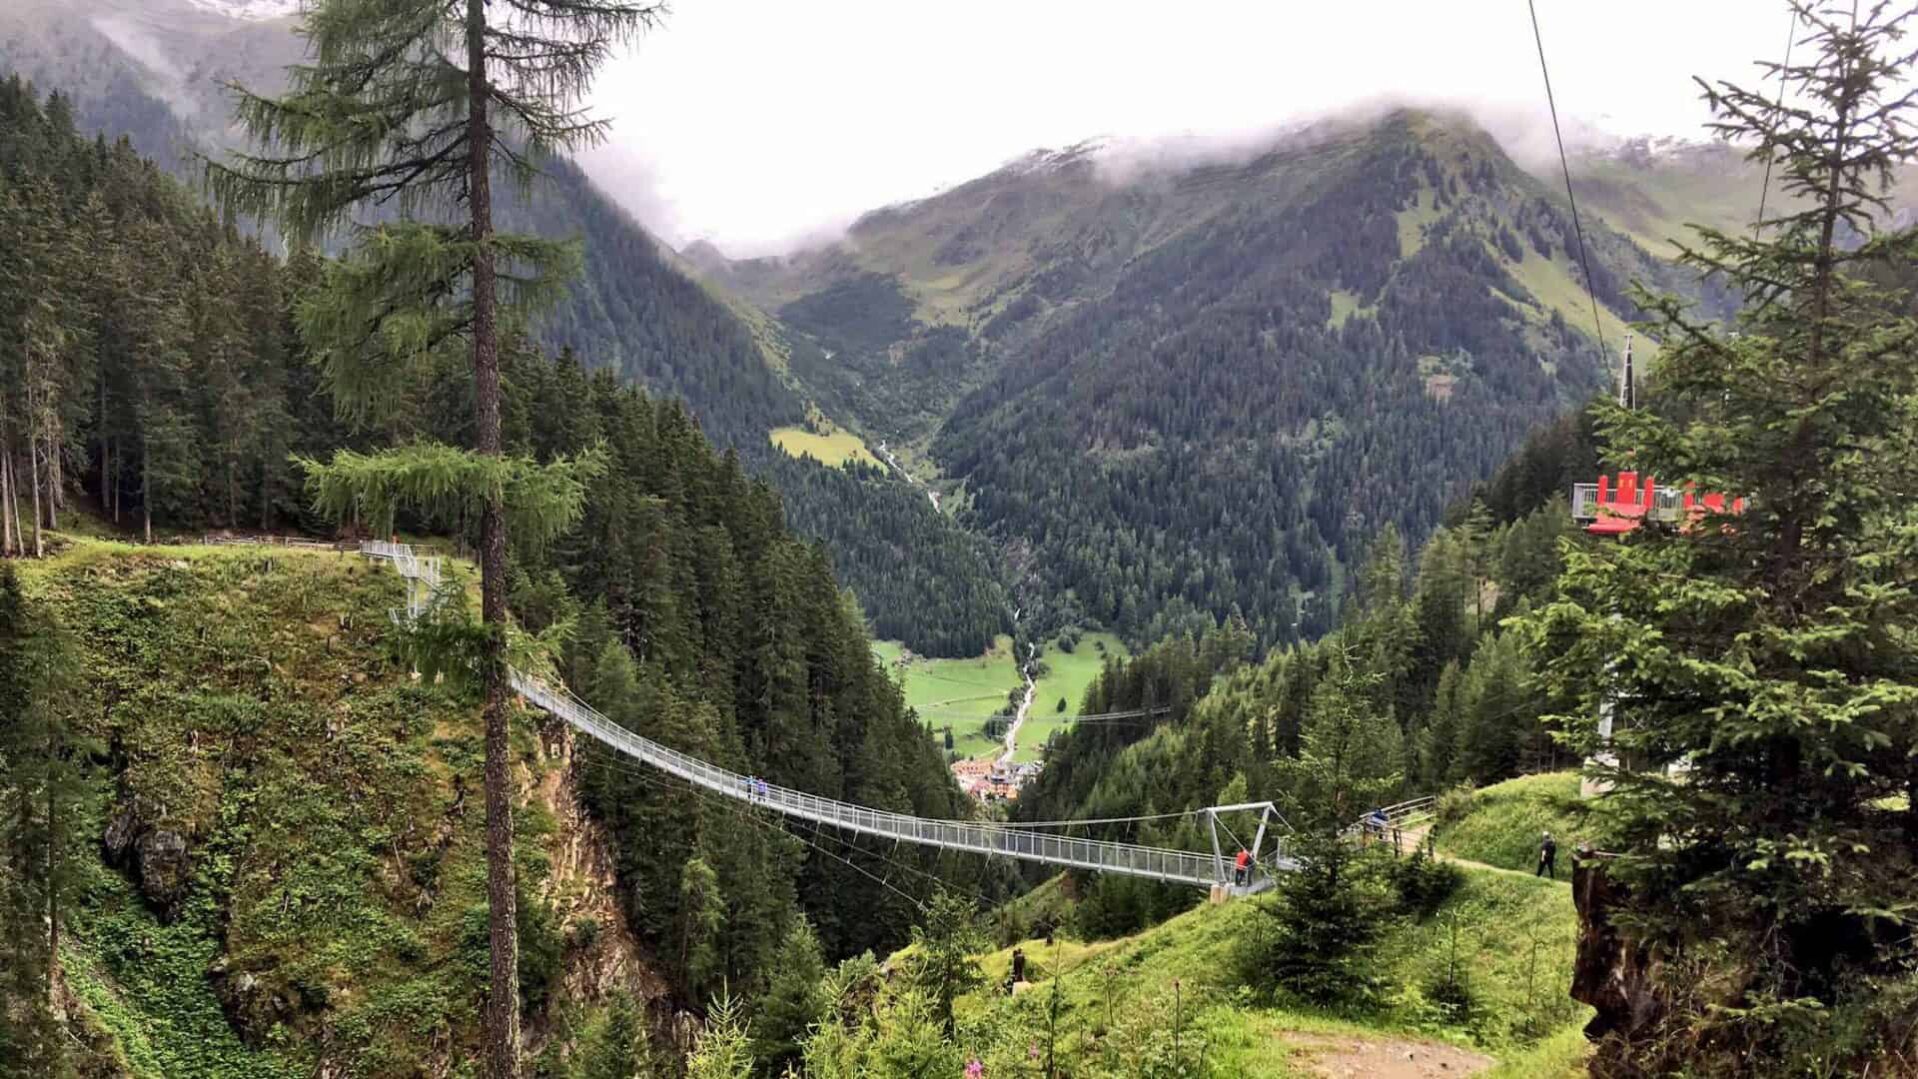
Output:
top-left (513, 671), bottom-right (1230, 886)
top-left (366, 540), bottom-right (1284, 890)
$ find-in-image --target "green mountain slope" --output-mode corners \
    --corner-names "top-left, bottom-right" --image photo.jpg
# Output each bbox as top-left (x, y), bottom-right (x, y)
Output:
top-left (701, 109), bottom-right (1699, 646)
top-left (807, 863), bottom-right (1587, 1075)
top-left (1560, 137), bottom-right (1918, 260)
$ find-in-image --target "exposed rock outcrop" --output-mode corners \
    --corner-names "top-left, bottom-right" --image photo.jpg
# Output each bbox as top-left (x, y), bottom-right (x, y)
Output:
top-left (101, 795), bottom-right (192, 920)
top-left (1570, 847), bottom-right (1664, 1043)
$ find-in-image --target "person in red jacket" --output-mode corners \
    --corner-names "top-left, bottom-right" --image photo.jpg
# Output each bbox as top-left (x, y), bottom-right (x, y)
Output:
top-left (1233, 848), bottom-right (1251, 886)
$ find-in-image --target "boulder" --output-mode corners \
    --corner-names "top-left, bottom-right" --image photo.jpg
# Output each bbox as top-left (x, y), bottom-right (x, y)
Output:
top-left (101, 795), bottom-right (193, 919)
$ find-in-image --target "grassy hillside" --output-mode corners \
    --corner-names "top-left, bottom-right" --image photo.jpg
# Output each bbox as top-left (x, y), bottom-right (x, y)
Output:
top-left (905, 862), bottom-right (1590, 1076)
top-left (1020, 632), bottom-right (1127, 764)
top-left (21, 539), bottom-right (655, 1077)
top-left (875, 636), bottom-right (1023, 759)
top-left (876, 632), bottom-right (1131, 763)
top-left (770, 422), bottom-right (884, 469)
top-left (1433, 772), bottom-right (1595, 874)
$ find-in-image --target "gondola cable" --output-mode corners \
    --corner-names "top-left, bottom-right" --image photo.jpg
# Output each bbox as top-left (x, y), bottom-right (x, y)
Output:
top-left (1527, 0), bottom-right (1609, 358)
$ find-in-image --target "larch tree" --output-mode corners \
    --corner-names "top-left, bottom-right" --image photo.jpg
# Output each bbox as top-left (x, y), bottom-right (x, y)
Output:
top-left (1520, 3), bottom-right (1918, 1070)
top-left (208, 0), bottom-right (658, 1074)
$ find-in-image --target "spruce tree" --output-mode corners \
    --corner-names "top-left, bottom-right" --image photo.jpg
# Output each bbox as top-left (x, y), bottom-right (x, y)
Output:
top-left (751, 916), bottom-right (827, 1072)
top-left (1521, 4), bottom-right (1918, 1069)
top-left (1253, 659), bottom-right (1401, 1005)
top-left (209, 2), bottom-right (658, 1073)
top-left (907, 889), bottom-right (986, 1037)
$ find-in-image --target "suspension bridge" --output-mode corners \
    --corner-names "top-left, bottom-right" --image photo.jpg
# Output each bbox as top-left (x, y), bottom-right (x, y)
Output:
top-left (359, 541), bottom-right (1430, 895)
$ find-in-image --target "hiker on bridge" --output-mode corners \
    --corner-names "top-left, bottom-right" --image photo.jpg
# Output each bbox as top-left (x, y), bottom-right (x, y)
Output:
top-left (1537, 831), bottom-right (1558, 879)
top-left (1233, 847), bottom-right (1251, 885)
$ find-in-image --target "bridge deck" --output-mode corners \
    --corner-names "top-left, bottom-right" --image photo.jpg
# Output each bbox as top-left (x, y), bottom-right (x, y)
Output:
top-left (362, 542), bottom-right (1280, 891)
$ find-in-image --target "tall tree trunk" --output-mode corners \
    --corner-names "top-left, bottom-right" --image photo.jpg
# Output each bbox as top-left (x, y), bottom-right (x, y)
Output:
top-left (99, 374), bottom-right (107, 519)
top-left (8, 450), bottom-right (21, 556)
top-left (47, 725), bottom-right (59, 1008)
top-left (1, 423), bottom-right (15, 557)
top-left (30, 434), bottom-right (44, 559)
top-left (46, 433), bottom-right (58, 531)
top-left (467, 3), bottom-right (518, 1075)
top-left (142, 444), bottom-right (151, 546)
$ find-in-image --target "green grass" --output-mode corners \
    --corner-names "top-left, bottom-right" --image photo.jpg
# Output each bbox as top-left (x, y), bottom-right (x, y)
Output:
top-left (1327, 288), bottom-right (1369, 329)
top-left (1485, 1024), bottom-right (1592, 1077)
top-left (1018, 633), bottom-right (1128, 764)
top-left (875, 636), bottom-right (1022, 759)
top-left (936, 860), bottom-right (1589, 1074)
top-left (769, 423), bottom-right (883, 469)
top-left (1396, 187), bottom-right (1442, 257)
top-left (874, 632), bottom-right (1129, 763)
top-left (1506, 248), bottom-right (1634, 346)
top-left (1433, 772), bottom-right (1593, 874)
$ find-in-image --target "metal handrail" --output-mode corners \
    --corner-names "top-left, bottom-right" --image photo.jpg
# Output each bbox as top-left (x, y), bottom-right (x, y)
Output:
top-left (361, 541), bottom-right (1285, 891)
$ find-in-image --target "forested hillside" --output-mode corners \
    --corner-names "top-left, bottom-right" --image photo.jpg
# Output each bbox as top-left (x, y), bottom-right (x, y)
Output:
top-left (699, 111), bottom-right (1719, 649)
top-left (1012, 475), bottom-right (1581, 933)
top-left (0, 2), bottom-right (1013, 656)
top-left (0, 75), bottom-right (1021, 1072)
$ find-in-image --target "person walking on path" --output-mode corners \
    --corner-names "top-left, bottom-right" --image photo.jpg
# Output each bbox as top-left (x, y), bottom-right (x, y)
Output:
top-left (1233, 847), bottom-right (1251, 886)
top-left (1537, 831), bottom-right (1558, 879)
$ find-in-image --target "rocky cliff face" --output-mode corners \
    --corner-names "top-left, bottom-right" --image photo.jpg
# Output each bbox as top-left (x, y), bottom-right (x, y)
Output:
top-left (526, 717), bottom-right (671, 1055)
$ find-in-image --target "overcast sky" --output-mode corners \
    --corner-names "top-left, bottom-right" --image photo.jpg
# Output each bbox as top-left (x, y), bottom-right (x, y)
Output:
top-left (581, 0), bottom-right (1797, 256)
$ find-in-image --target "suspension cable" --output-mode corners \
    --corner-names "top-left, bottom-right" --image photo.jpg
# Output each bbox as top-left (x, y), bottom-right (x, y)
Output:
top-left (1527, 0), bottom-right (1608, 358)
top-left (1754, 7), bottom-right (1801, 239)
top-left (572, 751), bottom-right (929, 910)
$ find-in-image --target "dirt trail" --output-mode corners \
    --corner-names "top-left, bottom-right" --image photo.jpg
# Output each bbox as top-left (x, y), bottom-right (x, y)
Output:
top-left (1286, 1032), bottom-right (1494, 1078)
top-left (1390, 819), bottom-right (1569, 883)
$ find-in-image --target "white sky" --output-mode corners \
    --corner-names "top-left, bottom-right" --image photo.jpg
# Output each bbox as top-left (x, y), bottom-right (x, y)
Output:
top-left (582, 0), bottom-right (1795, 256)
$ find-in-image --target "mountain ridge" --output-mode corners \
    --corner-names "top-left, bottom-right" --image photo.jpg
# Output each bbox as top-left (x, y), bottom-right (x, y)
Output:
top-left (690, 106), bottom-right (1705, 645)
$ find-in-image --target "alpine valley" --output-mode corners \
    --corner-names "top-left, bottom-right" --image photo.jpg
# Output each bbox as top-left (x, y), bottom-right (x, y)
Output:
top-left (6, 0), bottom-right (1875, 661)
top-left (9, 2), bottom-right (1918, 1076)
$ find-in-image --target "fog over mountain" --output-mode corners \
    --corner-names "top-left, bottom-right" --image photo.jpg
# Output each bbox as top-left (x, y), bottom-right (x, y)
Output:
top-left (580, 0), bottom-right (1799, 255)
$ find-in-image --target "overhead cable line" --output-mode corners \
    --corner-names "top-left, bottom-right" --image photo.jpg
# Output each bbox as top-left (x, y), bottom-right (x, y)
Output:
top-left (572, 744), bottom-right (1007, 906)
top-left (573, 750), bottom-right (930, 910)
top-left (1755, 7), bottom-right (1801, 239)
top-left (1527, 0), bottom-right (1609, 357)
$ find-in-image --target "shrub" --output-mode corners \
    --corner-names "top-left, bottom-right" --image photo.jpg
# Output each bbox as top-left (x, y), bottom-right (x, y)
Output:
top-left (1435, 783), bottom-right (1477, 827)
top-left (1389, 847), bottom-right (1464, 918)
top-left (1418, 915), bottom-right (1478, 1030)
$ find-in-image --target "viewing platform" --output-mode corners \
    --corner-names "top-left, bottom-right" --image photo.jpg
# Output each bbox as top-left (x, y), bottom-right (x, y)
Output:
top-left (1571, 471), bottom-right (1744, 535)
